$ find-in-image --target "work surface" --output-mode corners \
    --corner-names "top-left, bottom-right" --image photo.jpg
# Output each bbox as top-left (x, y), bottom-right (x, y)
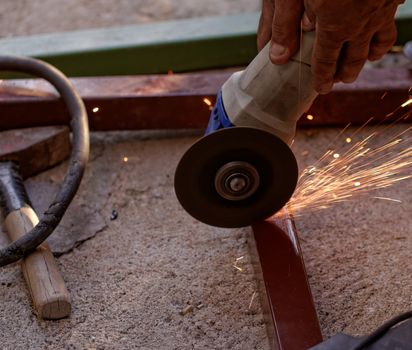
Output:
top-left (1, 127), bottom-right (412, 349)
top-left (0, 131), bottom-right (268, 350)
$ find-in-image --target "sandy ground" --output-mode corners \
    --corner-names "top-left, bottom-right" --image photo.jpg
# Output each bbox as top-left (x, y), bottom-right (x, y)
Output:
top-left (292, 126), bottom-right (412, 337)
top-left (1, 1), bottom-right (412, 349)
top-left (0, 132), bottom-right (270, 350)
top-left (2, 126), bottom-right (412, 350)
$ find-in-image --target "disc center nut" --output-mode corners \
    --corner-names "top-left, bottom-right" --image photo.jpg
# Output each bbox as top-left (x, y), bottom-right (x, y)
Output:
top-left (227, 174), bottom-right (247, 192)
top-left (215, 161), bottom-right (260, 201)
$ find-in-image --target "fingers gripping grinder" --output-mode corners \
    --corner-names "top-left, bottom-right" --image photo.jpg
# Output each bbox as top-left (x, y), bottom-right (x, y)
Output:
top-left (175, 32), bottom-right (317, 228)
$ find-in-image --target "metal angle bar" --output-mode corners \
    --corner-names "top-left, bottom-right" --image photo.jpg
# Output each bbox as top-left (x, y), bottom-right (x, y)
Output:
top-left (0, 69), bottom-right (412, 130)
top-left (0, 68), bottom-right (410, 131)
top-left (250, 212), bottom-right (323, 350)
top-left (0, 14), bottom-right (258, 77)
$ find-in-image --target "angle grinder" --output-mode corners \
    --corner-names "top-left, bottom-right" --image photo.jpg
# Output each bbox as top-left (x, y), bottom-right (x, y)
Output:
top-left (175, 32), bottom-right (318, 228)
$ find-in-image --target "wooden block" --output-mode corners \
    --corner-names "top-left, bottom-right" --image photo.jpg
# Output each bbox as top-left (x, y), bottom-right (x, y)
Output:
top-left (0, 126), bottom-right (70, 178)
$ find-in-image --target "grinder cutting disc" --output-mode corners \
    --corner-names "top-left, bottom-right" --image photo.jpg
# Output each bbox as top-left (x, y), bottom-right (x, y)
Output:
top-left (174, 127), bottom-right (298, 228)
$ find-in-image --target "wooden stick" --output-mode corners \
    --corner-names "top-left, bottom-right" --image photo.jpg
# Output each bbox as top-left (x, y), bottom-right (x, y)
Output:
top-left (5, 207), bottom-right (71, 319)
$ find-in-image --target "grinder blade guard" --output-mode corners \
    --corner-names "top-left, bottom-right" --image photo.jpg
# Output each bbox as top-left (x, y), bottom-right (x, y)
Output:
top-left (175, 32), bottom-right (317, 228)
top-left (175, 127), bottom-right (298, 228)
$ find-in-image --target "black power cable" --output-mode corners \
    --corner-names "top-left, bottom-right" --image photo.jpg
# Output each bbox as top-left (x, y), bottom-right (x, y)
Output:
top-left (0, 56), bottom-right (89, 266)
top-left (352, 310), bottom-right (412, 349)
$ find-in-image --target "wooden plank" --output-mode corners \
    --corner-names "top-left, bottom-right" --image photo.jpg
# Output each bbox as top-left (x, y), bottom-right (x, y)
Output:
top-left (0, 68), bottom-right (410, 132)
top-left (0, 126), bottom-right (70, 178)
top-left (0, 9), bottom-right (410, 78)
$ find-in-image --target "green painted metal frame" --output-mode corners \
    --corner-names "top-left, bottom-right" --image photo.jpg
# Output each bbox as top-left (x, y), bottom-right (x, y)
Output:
top-left (0, 14), bottom-right (258, 78)
top-left (397, 1), bottom-right (412, 45)
top-left (0, 7), bottom-right (411, 78)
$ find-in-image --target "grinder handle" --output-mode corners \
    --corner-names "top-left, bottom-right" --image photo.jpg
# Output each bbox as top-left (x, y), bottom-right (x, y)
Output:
top-left (222, 31), bottom-right (317, 145)
top-left (0, 162), bottom-right (71, 319)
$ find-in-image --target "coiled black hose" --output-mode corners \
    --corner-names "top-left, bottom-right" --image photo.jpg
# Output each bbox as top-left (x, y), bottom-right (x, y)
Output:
top-left (0, 56), bottom-right (89, 266)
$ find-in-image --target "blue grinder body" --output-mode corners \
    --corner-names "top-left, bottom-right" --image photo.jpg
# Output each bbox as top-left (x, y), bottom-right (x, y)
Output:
top-left (205, 91), bottom-right (234, 135)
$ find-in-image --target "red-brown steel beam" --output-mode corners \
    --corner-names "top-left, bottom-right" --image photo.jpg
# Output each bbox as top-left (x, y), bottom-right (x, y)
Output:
top-left (0, 68), bottom-right (411, 131)
top-left (251, 212), bottom-right (322, 350)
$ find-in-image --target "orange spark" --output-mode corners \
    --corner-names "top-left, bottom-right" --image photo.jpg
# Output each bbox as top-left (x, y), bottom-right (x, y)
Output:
top-left (401, 98), bottom-right (412, 108)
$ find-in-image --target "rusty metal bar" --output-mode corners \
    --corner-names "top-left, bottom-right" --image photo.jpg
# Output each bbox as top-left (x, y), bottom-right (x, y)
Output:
top-left (250, 212), bottom-right (322, 350)
top-left (0, 68), bottom-right (411, 131)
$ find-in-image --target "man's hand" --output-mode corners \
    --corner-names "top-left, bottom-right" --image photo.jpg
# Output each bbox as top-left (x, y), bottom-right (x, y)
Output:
top-left (257, 0), bottom-right (305, 64)
top-left (258, 0), bottom-right (404, 94)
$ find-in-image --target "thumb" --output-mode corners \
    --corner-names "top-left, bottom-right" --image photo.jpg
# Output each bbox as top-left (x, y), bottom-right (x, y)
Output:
top-left (257, 0), bottom-right (275, 51)
top-left (269, 0), bottom-right (304, 64)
